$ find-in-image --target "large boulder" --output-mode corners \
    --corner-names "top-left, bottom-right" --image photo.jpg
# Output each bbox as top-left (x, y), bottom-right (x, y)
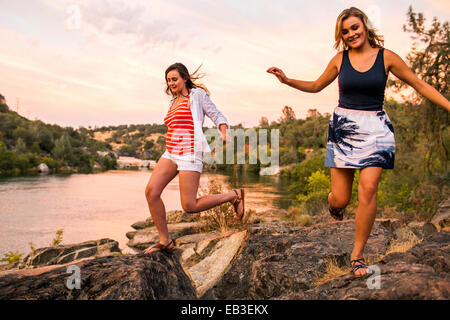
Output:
top-left (204, 219), bottom-right (391, 299)
top-left (18, 239), bottom-right (121, 269)
top-left (283, 230), bottom-right (450, 300)
top-left (130, 211), bottom-right (200, 230)
top-left (127, 222), bottom-right (202, 251)
top-left (131, 218), bottom-right (153, 230)
top-left (176, 230), bottom-right (233, 267)
top-left (186, 230), bottom-right (247, 298)
top-left (431, 198), bottom-right (450, 229)
top-left (37, 163), bottom-right (49, 173)
top-left (0, 252), bottom-right (197, 300)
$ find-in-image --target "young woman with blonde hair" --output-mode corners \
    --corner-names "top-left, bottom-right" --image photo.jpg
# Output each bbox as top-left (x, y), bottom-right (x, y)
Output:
top-left (267, 7), bottom-right (450, 276)
top-left (144, 63), bottom-right (245, 254)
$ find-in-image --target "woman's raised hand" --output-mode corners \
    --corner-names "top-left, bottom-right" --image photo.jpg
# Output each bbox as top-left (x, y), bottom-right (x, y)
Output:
top-left (267, 67), bottom-right (288, 84)
top-left (219, 123), bottom-right (229, 142)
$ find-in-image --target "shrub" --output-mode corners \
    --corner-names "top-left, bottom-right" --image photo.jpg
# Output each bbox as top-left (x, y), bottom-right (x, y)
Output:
top-left (295, 170), bottom-right (331, 216)
top-left (281, 150), bottom-right (329, 196)
top-left (1, 251), bottom-right (23, 264)
top-left (295, 214), bottom-right (313, 227)
top-left (287, 206), bottom-right (301, 218)
top-left (51, 229), bottom-right (64, 246)
top-left (197, 177), bottom-right (245, 232)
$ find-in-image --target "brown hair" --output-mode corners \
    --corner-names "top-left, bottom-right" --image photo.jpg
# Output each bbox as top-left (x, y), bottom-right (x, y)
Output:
top-left (164, 63), bottom-right (209, 97)
top-left (334, 7), bottom-right (384, 51)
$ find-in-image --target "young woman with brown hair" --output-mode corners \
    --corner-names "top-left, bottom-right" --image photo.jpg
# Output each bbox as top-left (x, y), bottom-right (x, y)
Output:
top-left (143, 63), bottom-right (245, 254)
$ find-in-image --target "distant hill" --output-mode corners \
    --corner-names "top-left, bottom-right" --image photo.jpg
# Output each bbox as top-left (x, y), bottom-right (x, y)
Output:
top-left (87, 124), bottom-right (167, 160)
top-left (0, 94), bottom-right (167, 177)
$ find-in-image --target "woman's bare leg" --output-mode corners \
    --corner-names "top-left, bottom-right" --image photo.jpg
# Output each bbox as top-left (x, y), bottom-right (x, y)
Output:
top-left (329, 168), bottom-right (355, 209)
top-left (143, 158), bottom-right (178, 253)
top-left (351, 166), bottom-right (383, 276)
top-left (178, 171), bottom-right (237, 213)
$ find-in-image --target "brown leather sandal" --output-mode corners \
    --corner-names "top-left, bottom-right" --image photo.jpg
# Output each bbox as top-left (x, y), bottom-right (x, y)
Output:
top-left (232, 188), bottom-right (245, 220)
top-left (144, 239), bottom-right (176, 254)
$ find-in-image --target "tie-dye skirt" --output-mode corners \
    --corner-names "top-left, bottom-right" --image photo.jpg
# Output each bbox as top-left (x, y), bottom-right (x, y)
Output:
top-left (325, 106), bottom-right (395, 169)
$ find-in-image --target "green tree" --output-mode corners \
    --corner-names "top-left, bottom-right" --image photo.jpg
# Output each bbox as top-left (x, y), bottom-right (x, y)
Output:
top-left (119, 144), bottom-right (136, 157)
top-left (52, 133), bottom-right (73, 162)
top-left (14, 137), bottom-right (27, 154)
top-left (14, 153), bottom-right (30, 172)
top-left (37, 127), bottom-right (54, 153)
top-left (13, 126), bottom-right (33, 146)
top-left (0, 141), bottom-right (14, 174)
top-left (387, 6), bottom-right (449, 173)
top-left (0, 94), bottom-right (8, 113)
top-left (144, 140), bottom-right (154, 150)
top-left (278, 106), bottom-right (296, 123)
top-left (101, 154), bottom-right (117, 170)
top-left (259, 116), bottom-right (269, 127)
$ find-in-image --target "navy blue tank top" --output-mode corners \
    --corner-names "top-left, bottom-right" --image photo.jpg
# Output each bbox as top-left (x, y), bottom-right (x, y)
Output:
top-left (338, 48), bottom-right (387, 111)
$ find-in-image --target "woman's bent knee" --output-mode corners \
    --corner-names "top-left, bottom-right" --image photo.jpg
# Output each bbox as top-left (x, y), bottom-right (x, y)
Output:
top-left (329, 189), bottom-right (351, 208)
top-left (330, 195), bottom-right (351, 209)
top-left (181, 202), bottom-right (197, 213)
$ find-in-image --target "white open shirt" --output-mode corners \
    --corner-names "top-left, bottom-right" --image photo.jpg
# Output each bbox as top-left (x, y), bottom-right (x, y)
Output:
top-left (166, 87), bottom-right (229, 162)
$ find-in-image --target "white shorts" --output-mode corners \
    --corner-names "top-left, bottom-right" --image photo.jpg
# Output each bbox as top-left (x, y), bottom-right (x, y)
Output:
top-left (160, 150), bottom-right (203, 173)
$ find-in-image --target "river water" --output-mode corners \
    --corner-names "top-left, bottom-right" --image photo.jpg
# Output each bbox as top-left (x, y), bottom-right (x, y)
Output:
top-left (0, 169), bottom-right (292, 262)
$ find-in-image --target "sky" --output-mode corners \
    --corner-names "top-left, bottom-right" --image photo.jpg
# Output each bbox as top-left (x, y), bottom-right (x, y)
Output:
top-left (0, 0), bottom-right (449, 129)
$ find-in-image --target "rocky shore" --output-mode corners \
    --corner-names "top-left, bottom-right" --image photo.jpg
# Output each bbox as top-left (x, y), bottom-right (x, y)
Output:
top-left (1, 199), bottom-right (449, 300)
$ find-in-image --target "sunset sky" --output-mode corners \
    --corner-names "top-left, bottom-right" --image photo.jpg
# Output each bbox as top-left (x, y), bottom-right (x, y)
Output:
top-left (0, 0), bottom-right (449, 128)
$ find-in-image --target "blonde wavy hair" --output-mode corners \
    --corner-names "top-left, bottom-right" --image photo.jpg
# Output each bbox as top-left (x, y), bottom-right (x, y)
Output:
top-left (334, 7), bottom-right (384, 51)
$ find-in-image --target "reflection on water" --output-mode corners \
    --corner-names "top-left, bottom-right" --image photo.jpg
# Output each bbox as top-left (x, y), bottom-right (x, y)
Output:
top-left (223, 168), bottom-right (293, 211)
top-left (0, 169), bottom-right (293, 260)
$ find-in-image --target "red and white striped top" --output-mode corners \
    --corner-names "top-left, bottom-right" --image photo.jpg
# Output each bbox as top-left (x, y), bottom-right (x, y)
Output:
top-left (163, 95), bottom-right (194, 155)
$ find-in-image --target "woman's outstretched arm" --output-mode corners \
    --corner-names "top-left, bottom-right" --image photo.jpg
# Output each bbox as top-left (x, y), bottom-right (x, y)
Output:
top-left (200, 89), bottom-right (230, 141)
top-left (267, 52), bottom-right (342, 93)
top-left (386, 49), bottom-right (450, 111)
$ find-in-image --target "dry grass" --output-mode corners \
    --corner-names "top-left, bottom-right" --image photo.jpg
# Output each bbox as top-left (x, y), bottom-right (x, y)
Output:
top-left (295, 214), bottom-right (313, 227)
top-left (287, 206), bottom-right (301, 217)
top-left (311, 257), bottom-right (351, 288)
top-left (385, 237), bottom-right (422, 255)
top-left (93, 130), bottom-right (163, 143)
top-left (196, 176), bottom-right (250, 233)
top-left (93, 130), bottom-right (121, 151)
top-left (284, 206), bottom-right (313, 227)
top-left (145, 133), bottom-right (164, 142)
top-left (93, 131), bottom-right (113, 141)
